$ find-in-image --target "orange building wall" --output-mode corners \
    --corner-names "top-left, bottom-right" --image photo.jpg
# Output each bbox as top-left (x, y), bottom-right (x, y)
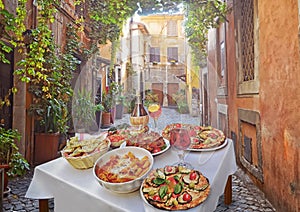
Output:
top-left (225, 1), bottom-right (299, 211)
top-left (257, 1), bottom-right (300, 211)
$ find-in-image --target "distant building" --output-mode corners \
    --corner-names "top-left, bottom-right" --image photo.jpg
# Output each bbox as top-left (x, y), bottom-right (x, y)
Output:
top-left (118, 13), bottom-right (200, 116)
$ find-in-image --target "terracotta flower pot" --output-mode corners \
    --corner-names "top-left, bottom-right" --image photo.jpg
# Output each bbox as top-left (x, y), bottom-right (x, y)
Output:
top-left (0, 164), bottom-right (10, 192)
top-left (34, 133), bottom-right (60, 165)
top-left (101, 112), bottom-right (112, 129)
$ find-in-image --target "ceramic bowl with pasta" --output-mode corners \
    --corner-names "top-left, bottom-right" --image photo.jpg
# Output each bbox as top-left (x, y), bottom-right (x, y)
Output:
top-left (93, 147), bottom-right (154, 193)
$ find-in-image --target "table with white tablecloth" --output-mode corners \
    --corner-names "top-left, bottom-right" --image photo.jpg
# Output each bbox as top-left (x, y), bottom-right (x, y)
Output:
top-left (26, 139), bottom-right (237, 212)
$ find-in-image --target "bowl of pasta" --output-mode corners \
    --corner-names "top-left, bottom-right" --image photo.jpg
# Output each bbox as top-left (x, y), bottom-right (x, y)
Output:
top-left (93, 146), bottom-right (154, 193)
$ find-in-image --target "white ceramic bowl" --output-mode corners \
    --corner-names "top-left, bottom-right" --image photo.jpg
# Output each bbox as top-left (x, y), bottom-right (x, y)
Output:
top-left (93, 146), bottom-right (154, 193)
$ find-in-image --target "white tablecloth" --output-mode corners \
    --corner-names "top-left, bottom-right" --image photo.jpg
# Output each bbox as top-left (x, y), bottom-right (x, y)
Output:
top-left (26, 139), bottom-right (237, 212)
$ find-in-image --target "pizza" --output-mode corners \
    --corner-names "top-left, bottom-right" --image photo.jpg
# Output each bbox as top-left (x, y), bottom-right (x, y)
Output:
top-left (162, 123), bottom-right (225, 150)
top-left (106, 125), bottom-right (149, 148)
top-left (125, 131), bottom-right (167, 154)
top-left (141, 165), bottom-right (210, 210)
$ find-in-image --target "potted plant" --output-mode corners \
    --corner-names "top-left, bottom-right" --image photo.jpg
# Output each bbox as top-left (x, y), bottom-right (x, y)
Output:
top-left (18, 5), bottom-right (82, 165)
top-left (97, 81), bottom-right (125, 128)
top-left (26, 33), bottom-right (73, 165)
top-left (0, 124), bottom-right (30, 193)
top-left (99, 91), bottom-right (114, 128)
top-left (29, 87), bottom-right (70, 164)
top-left (72, 89), bottom-right (100, 133)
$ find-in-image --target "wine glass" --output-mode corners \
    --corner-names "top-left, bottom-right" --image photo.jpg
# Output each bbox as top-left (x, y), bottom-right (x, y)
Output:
top-left (147, 103), bottom-right (162, 132)
top-left (169, 127), bottom-right (192, 168)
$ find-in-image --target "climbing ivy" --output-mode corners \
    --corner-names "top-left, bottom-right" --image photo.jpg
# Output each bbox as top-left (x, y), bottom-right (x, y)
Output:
top-left (183, 0), bottom-right (228, 66)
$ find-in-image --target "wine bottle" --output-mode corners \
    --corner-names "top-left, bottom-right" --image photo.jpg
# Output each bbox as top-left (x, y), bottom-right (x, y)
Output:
top-left (130, 95), bottom-right (149, 126)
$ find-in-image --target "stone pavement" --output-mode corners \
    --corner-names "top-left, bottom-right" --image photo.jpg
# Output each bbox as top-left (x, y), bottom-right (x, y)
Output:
top-left (3, 108), bottom-right (276, 211)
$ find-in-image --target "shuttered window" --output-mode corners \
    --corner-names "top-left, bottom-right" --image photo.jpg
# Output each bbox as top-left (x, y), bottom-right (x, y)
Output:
top-left (241, 0), bottom-right (255, 81)
top-left (167, 47), bottom-right (178, 62)
top-left (150, 47), bottom-right (160, 63)
top-left (167, 20), bottom-right (178, 36)
top-left (235, 0), bottom-right (259, 94)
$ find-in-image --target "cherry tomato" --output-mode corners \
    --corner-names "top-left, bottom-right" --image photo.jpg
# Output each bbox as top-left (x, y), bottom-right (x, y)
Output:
top-left (194, 126), bottom-right (202, 131)
top-left (208, 133), bottom-right (218, 139)
top-left (192, 138), bottom-right (199, 143)
top-left (168, 177), bottom-right (177, 185)
top-left (165, 166), bottom-right (173, 173)
top-left (190, 172), bottom-right (197, 180)
top-left (153, 195), bottom-right (161, 201)
top-left (183, 193), bottom-right (192, 202)
top-left (189, 130), bottom-right (197, 137)
top-left (175, 123), bottom-right (182, 128)
top-left (152, 147), bottom-right (161, 154)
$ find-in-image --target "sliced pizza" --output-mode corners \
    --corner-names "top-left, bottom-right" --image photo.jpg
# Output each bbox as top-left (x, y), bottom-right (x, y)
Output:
top-left (162, 123), bottom-right (226, 150)
top-left (141, 165), bottom-right (210, 210)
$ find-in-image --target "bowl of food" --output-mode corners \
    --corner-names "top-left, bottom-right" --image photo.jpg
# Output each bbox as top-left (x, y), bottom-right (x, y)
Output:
top-left (93, 147), bottom-right (154, 193)
top-left (61, 135), bottom-right (110, 169)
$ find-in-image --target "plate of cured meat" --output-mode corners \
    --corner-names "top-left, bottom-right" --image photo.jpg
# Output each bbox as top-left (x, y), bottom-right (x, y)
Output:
top-left (120, 131), bottom-right (170, 156)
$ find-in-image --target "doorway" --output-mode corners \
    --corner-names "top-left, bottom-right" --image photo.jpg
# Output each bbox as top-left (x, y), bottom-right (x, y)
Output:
top-left (167, 83), bottom-right (179, 107)
top-left (0, 51), bottom-right (13, 128)
top-left (151, 83), bottom-right (163, 105)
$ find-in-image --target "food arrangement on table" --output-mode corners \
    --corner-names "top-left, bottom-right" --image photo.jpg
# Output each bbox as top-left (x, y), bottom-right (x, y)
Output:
top-left (141, 165), bottom-right (210, 210)
top-left (60, 120), bottom-right (226, 210)
top-left (162, 123), bottom-right (226, 151)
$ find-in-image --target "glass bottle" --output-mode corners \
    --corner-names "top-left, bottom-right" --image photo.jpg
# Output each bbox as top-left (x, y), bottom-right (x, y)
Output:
top-left (130, 94), bottom-right (149, 126)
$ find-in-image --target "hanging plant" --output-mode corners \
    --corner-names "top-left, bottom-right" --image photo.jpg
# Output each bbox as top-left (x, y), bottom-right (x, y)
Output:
top-left (0, 0), bottom-right (26, 108)
top-left (13, 0), bottom-right (74, 134)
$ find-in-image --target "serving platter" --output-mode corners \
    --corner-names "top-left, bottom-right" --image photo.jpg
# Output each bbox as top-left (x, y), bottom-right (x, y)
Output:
top-left (188, 138), bottom-right (228, 152)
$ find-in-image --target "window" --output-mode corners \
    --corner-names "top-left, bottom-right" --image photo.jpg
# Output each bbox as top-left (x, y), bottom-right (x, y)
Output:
top-left (220, 42), bottom-right (225, 80)
top-left (241, 0), bottom-right (255, 82)
top-left (150, 47), bottom-right (160, 63)
top-left (167, 47), bottom-right (178, 62)
top-left (216, 22), bottom-right (228, 96)
top-left (235, 0), bottom-right (259, 94)
top-left (167, 20), bottom-right (178, 36)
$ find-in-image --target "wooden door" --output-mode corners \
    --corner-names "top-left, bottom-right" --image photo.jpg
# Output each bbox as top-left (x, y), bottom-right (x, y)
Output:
top-left (151, 83), bottom-right (163, 105)
top-left (0, 51), bottom-right (13, 128)
top-left (167, 83), bottom-right (179, 107)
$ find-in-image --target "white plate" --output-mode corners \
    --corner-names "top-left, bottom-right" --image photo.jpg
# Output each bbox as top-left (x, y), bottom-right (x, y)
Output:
top-left (120, 138), bottom-right (170, 156)
top-left (188, 138), bottom-right (228, 152)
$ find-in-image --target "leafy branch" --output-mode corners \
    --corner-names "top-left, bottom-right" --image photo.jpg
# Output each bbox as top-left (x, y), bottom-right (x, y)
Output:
top-left (183, 0), bottom-right (228, 66)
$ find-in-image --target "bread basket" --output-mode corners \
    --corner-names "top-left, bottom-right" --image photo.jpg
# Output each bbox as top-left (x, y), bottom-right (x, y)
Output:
top-left (62, 136), bottom-right (110, 169)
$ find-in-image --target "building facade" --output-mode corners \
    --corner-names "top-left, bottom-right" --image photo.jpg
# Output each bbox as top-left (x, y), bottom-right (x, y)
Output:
top-left (140, 14), bottom-right (200, 115)
top-left (205, 0), bottom-right (300, 211)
